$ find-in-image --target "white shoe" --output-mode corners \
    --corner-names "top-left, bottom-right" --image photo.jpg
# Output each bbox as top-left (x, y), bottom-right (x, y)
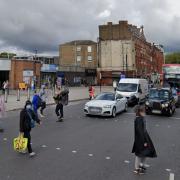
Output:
top-left (29, 152), bottom-right (36, 157)
top-left (39, 113), bottom-right (44, 118)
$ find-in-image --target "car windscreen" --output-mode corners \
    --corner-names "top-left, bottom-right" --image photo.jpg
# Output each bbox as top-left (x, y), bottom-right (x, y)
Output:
top-left (95, 93), bottom-right (115, 101)
top-left (117, 83), bottom-right (138, 92)
top-left (149, 89), bottom-right (169, 100)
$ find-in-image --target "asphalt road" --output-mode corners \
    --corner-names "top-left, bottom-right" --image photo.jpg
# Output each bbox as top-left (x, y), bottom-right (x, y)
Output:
top-left (0, 101), bottom-right (180, 180)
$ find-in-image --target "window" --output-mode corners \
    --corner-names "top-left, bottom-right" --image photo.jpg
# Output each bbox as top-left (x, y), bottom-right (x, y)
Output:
top-left (77, 56), bottom-right (81, 62)
top-left (77, 46), bottom-right (81, 52)
top-left (87, 46), bottom-right (92, 53)
top-left (88, 56), bottom-right (92, 61)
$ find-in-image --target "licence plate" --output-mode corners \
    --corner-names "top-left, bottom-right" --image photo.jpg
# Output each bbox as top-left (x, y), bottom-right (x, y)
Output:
top-left (91, 109), bottom-right (100, 113)
top-left (152, 110), bottom-right (161, 114)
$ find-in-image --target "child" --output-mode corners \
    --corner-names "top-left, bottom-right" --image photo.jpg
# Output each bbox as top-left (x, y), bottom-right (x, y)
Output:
top-left (132, 105), bottom-right (157, 174)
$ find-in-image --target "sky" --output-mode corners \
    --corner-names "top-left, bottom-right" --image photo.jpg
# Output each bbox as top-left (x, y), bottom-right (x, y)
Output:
top-left (0, 0), bottom-right (180, 55)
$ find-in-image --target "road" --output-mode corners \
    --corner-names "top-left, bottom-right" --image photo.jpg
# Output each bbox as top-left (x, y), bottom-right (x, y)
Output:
top-left (0, 100), bottom-right (180, 180)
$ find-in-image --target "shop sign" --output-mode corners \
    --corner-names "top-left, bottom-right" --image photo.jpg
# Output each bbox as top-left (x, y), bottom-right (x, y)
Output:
top-left (23, 70), bottom-right (33, 77)
top-left (41, 64), bottom-right (58, 72)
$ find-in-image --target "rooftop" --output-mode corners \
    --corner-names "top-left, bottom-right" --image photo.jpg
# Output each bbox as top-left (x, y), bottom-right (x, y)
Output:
top-left (61, 40), bottom-right (97, 46)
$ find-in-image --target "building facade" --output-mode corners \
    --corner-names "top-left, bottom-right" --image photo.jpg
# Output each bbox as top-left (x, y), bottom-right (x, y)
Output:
top-left (9, 57), bottom-right (41, 89)
top-left (0, 58), bottom-right (11, 89)
top-left (98, 21), bottom-right (164, 85)
top-left (59, 40), bottom-right (98, 86)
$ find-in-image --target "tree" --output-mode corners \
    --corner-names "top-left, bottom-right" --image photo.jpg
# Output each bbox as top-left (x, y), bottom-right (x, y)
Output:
top-left (165, 52), bottom-right (180, 64)
top-left (0, 52), bottom-right (16, 58)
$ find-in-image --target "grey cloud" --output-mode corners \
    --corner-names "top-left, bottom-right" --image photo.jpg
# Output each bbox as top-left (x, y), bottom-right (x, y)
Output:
top-left (0, 0), bottom-right (179, 54)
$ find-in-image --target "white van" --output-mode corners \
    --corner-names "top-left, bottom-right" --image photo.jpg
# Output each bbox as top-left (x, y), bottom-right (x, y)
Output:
top-left (116, 78), bottom-right (148, 105)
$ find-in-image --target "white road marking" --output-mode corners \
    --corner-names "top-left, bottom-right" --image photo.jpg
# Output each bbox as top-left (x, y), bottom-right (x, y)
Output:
top-left (105, 157), bottom-right (111, 160)
top-left (144, 164), bottom-right (150, 168)
top-left (156, 124), bottom-right (160, 127)
top-left (88, 154), bottom-right (93, 157)
top-left (124, 160), bottom-right (130, 164)
top-left (169, 173), bottom-right (174, 180)
top-left (56, 147), bottom-right (61, 150)
top-left (41, 145), bottom-right (47, 148)
top-left (3, 138), bottom-right (7, 141)
top-left (170, 117), bottom-right (180, 120)
top-left (166, 169), bottom-right (171, 172)
top-left (72, 150), bottom-right (77, 154)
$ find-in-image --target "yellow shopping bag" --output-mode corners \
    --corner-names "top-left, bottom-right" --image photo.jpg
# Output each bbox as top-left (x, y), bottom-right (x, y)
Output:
top-left (13, 134), bottom-right (28, 152)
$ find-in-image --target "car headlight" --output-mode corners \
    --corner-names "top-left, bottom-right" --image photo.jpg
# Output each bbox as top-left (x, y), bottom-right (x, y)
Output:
top-left (103, 105), bottom-right (112, 108)
top-left (145, 101), bottom-right (150, 106)
top-left (161, 104), bottom-right (165, 108)
top-left (165, 103), bottom-right (169, 107)
top-left (85, 105), bottom-right (89, 108)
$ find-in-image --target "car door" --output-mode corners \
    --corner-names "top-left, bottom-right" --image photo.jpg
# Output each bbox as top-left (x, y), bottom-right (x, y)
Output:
top-left (115, 94), bottom-right (124, 112)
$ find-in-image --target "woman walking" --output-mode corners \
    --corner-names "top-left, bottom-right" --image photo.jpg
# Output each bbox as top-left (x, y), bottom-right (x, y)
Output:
top-left (20, 100), bottom-right (41, 157)
top-left (132, 105), bottom-right (157, 175)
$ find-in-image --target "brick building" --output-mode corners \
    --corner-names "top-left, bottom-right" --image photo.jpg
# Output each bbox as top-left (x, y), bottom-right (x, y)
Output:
top-left (98, 21), bottom-right (164, 85)
top-left (59, 40), bottom-right (98, 86)
top-left (9, 57), bottom-right (41, 89)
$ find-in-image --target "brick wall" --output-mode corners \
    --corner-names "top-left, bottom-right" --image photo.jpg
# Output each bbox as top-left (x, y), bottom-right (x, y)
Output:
top-left (9, 59), bottom-right (41, 89)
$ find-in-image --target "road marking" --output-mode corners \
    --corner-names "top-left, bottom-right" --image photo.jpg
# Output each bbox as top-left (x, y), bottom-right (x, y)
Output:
top-left (156, 124), bottom-right (160, 127)
top-left (105, 157), bottom-right (111, 160)
top-left (88, 154), bottom-right (93, 157)
top-left (170, 117), bottom-right (180, 120)
top-left (3, 138), bottom-right (7, 141)
top-left (56, 147), bottom-right (61, 150)
top-left (41, 145), bottom-right (47, 148)
top-left (144, 164), bottom-right (150, 168)
top-left (166, 169), bottom-right (171, 172)
top-left (169, 173), bottom-right (174, 180)
top-left (124, 160), bottom-right (130, 164)
top-left (72, 150), bottom-right (77, 154)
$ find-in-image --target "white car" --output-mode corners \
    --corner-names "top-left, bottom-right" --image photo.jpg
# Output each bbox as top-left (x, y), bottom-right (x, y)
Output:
top-left (84, 92), bottom-right (128, 117)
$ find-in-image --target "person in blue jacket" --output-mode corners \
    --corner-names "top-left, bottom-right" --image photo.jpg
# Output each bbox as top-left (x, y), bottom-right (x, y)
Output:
top-left (32, 91), bottom-right (42, 117)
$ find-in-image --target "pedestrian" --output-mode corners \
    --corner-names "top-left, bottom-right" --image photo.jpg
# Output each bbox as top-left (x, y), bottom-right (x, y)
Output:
top-left (19, 100), bottom-right (41, 157)
top-left (54, 87), bottom-right (69, 122)
top-left (2, 80), bottom-right (8, 94)
top-left (0, 94), bottom-right (6, 132)
top-left (32, 90), bottom-right (42, 118)
top-left (89, 85), bottom-right (95, 100)
top-left (39, 85), bottom-right (47, 117)
top-left (132, 105), bottom-right (157, 175)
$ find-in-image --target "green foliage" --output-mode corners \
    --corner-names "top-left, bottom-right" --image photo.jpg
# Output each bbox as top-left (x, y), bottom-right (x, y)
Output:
top-left (165, 52), bottom-right (180, 64)
top-left (0, 52), bottom-right (16, 58)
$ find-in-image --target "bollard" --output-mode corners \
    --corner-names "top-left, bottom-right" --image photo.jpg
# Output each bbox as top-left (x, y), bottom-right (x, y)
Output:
top-left (27, 88), bottom-right (30, 100)
top-left (17, 89), bottom-right (20, 101)
top-left (4, 89), bottom-right (8, 103)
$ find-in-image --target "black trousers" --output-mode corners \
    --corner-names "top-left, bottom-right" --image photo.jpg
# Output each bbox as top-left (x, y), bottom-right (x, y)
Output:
top-left (40, 101), bottom-right (46, 114)
top-left (24, 131), bottom-right (32, 153)
top-left (55, 103), bottom-right (64, 118)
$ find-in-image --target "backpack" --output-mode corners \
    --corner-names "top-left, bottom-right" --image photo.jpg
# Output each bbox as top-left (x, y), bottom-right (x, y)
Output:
top-left (26, 110), bottom-right (35, 128)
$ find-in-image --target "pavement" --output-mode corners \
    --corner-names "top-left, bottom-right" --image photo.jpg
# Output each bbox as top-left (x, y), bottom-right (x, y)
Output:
top-left (0, 100), bottom-right (179, 180)
top-left (3, 86), bottom-right (113, 111)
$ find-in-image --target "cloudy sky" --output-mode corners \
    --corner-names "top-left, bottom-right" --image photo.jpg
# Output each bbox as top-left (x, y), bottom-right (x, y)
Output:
top-left (0, 0), bottom-right (180, 55)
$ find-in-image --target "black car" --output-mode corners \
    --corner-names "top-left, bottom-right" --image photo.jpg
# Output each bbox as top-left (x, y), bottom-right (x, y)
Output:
top-left (145, 88), bottom-right (176, 116)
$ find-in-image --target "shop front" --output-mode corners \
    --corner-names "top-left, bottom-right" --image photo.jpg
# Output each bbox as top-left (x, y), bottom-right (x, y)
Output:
top-left (41, 64), bottom-right (59, 88)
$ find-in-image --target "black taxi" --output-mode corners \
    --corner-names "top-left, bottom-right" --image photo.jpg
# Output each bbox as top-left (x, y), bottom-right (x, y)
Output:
top-left (145, 88), bottom-right (176, 116)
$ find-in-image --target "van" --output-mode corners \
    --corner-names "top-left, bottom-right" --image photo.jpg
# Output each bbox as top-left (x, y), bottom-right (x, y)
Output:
top-left (116, 78), bottom-right (148, 105)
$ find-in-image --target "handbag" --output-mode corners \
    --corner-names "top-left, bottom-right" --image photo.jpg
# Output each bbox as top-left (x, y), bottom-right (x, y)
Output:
top-left (27, 110), bottom-right (35, 128)
top-left (13, 134), bottom-right (28, 152)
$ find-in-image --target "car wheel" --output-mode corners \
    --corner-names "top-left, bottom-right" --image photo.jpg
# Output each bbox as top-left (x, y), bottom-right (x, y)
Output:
top-left (167, 108), bottom-right (173, 117)
top-left (124, 103), bottom-right (128, 112)
top-left (112, 107), bottom-right (116, 118)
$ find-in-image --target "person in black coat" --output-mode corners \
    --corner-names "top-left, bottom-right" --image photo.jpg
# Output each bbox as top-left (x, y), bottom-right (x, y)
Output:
top-left (20, 100), bottom-right (41, 157)
top-left (132, 105), bottom-right (157, 174)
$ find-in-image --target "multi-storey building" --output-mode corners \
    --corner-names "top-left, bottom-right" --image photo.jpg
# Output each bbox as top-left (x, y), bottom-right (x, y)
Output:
top-left (59, 40), bottom-right (98, 86)
top-left (98, 21), bottom-right (164, 85)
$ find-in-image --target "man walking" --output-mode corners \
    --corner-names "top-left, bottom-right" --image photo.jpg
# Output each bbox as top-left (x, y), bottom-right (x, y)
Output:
top-left (54, 87), bottom-right (69, 122)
